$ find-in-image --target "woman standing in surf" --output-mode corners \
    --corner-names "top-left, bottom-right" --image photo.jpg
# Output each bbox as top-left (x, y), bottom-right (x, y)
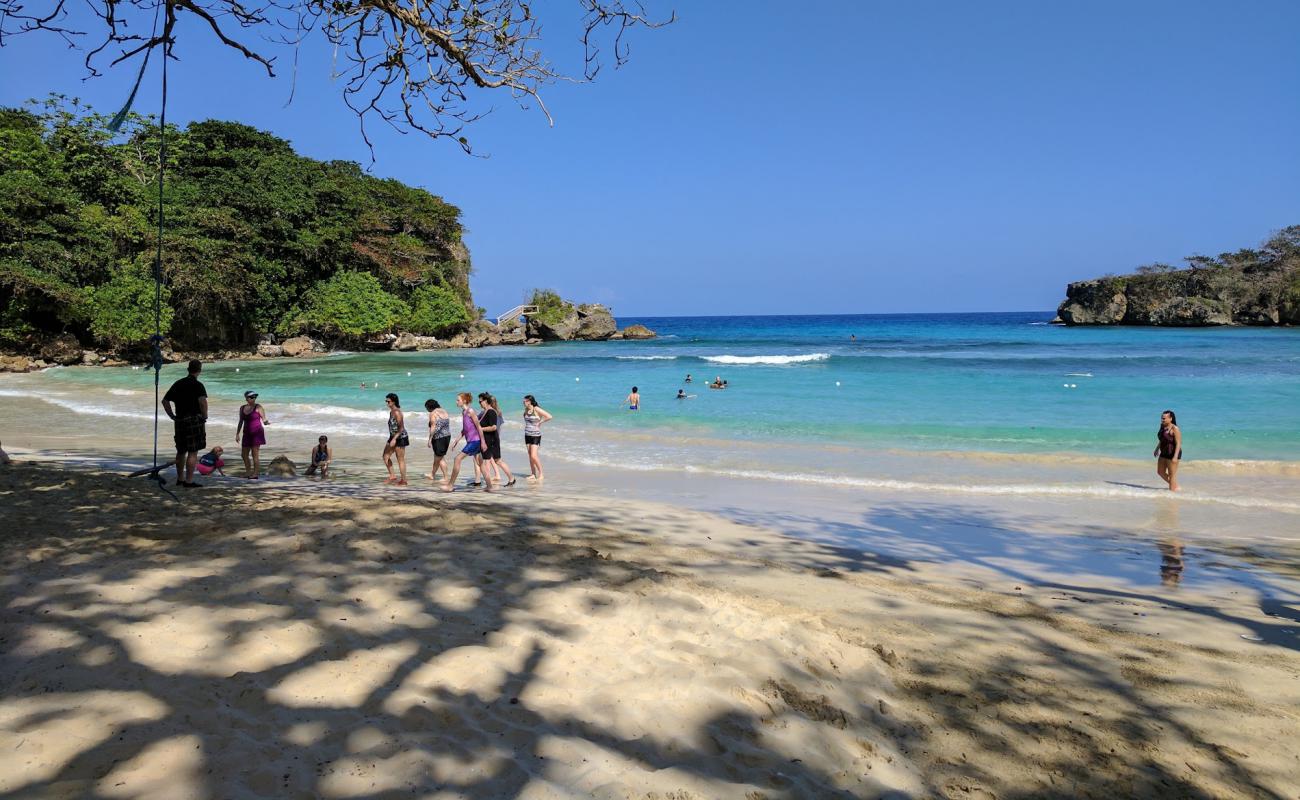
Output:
top-left (234, 391), bottom-right (270, 479)
top-left (442, 392), bottom-right (492, 492)
top-left (383, 393), bottom-right (410, 486)
top-left (522, 394), bottom-right (552, 482)
top-left (1154, 409), bottom-right (1182, 491)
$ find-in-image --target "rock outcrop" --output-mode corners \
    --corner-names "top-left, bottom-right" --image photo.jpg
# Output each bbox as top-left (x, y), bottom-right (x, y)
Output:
top-left (280, 336), bottom-right (327, 357)
top-left (1058, 258), bottom-right (1300, 326)
top-left (616, 324), bottom-right (657, 340)
top-left (527, 304), bottom-right (619, 341)
top-left (39, 334), bottom-right (83, 366)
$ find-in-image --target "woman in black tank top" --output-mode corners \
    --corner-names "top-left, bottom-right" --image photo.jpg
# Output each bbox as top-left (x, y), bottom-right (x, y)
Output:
top-left (1153, 409), bottom-right (1182, 491)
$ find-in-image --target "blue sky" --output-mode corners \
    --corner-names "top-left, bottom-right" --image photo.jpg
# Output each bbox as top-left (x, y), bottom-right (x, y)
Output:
top-left (2, 1), bottom-right (1298, 317)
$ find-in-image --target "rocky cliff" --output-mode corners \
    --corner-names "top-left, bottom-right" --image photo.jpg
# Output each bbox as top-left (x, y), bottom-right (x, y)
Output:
top-left (1056, 227), bottom-right (1300, 326)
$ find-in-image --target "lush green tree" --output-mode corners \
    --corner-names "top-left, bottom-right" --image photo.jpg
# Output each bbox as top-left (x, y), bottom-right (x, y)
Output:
top-left (300, 271), bottom-right (408, 337)
top-left (528, 288), bottom-right (573, 325)
top-left (0, 99), bottom-right (474, 352)
top-left (405, 283), bottom-right (471, 336)
top-left (89, 267), bottom-right (174, 346)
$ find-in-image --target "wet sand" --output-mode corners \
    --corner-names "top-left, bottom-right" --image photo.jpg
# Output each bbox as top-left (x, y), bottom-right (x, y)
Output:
top-left (2, 458), bottom-right (1300, 797)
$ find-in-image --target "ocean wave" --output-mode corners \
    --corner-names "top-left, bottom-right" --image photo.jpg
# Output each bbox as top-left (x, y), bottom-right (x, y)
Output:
top-left (555, 453), bottom-right (1300, 512)
top-left (702, 353), bottom-right (830, 365)
top-left (616, 356), bottom-right (678, 361)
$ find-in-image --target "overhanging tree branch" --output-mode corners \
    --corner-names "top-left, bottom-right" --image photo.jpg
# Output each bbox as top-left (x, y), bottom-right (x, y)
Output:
top-left (0, 0), bottom-right (672, 153)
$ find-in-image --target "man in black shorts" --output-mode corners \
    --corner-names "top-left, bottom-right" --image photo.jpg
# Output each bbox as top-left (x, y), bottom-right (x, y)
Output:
top-left (162, 359), bottom-right (209, 488)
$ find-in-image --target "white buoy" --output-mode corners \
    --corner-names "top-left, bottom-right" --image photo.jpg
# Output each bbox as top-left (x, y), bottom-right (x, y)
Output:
top-left (1070, 383), bottom-right (1077, 389)
top-left (459, 374), bottom-right (464, 379)
top-left (406, 371), bottom-right (411, 377)
top-left (575, 377), bottom-right (580, 382)
top-left (235, 368), bottom-right (240, 373)
top-left (1062, 383), bottom-right (1067, 388)
top-left (835, 381), bottom-right (841, 387)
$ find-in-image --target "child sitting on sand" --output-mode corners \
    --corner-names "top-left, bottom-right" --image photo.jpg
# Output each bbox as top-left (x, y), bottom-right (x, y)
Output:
top-left (195, 446), bottom-right (225, 477)
top-left (305, 436), bottom-right (333, 478)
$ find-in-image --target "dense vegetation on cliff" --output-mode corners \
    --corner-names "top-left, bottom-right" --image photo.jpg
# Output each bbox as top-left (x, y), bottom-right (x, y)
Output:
top-left (1057, 226), bottom-right (1300, 326)
top-left (0, 99), bottom-right (474, 354)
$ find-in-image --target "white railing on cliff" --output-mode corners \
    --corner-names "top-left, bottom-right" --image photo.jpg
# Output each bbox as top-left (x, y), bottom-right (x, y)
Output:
top-left (495, 304), bottom-right (538, 327)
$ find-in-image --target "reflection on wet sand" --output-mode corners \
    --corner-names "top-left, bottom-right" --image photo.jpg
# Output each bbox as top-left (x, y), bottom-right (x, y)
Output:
top-left (1153, 498), bottom-right (1184, 587)
top-left (1159, 538), bottom-right (1185, 586)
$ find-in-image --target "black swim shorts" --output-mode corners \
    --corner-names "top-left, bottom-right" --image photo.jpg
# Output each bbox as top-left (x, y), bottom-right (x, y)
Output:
top-left (431, 436), bottom-right (450, 457)
top-left (524, 434), bottom-right (541, 447)
top-left (174, 414), bottom-right (206, 453)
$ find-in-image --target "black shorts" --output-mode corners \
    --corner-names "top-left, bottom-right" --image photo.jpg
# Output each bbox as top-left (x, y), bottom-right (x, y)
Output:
top-left (174, 414), bottom-right (206, 453)
top-left (484, 438), bottom-right (502, 460)
top-left (392, 433), bottom-right (410, 448)
top-left (524, 434), bottom-right (541, 447)
top-left (431, 436), bottom-right (450, 457)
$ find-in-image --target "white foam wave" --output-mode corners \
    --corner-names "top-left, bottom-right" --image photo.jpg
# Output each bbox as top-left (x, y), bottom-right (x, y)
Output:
top-left (702, 353), bottom-right (830, 365)
top-left (616, 356), bottom-right (678, 361)
top-left (109, 388), bottom-right (141, 396)
top-left (555, 453), bottom-right (1300, 512)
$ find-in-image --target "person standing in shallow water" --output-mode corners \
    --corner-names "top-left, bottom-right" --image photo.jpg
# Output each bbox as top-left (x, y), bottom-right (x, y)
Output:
top-left (522, 394), bottom-right (552, 482)
top-left (383, 393), bottom-right (409, 486)
top-left (443, 392), bottom-right (491, 492)
top-left (234, 390), bottom-right (269, 480)
top-left (625, 386), bottom-right (640, 411)
top-left (1155, 409), bottom-right (1182, 491)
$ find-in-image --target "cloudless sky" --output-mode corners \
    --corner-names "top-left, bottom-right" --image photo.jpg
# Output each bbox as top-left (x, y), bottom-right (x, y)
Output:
top-left (2, 1), bottom-right (1298, 316)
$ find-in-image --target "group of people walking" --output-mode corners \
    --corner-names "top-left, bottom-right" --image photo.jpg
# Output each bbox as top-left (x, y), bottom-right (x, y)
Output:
top-left (162, 359), bottom-right (553, 490)
top-left (382, 391), bottom-right (552, 491)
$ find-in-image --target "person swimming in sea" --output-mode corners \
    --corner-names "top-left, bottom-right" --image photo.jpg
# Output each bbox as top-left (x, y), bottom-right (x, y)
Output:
top-left (676, 389), bottom-right (686, 399)
top-left (1154, 409), bottom-right (1182, 491)
top-left (625, 386), bottom-right (640, 411)
top-left (684, 373), bottom-right (693, 383)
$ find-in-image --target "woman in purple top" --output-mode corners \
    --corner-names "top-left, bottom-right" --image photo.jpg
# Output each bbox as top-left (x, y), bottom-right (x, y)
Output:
top-left (234, 390), bottom-right (269, 479)
top-left (441, 392), bottom-right (492, 492)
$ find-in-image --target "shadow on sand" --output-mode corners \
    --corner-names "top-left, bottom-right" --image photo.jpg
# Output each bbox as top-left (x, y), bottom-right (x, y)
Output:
top-left (1, 464), bottom-right (1295, 798)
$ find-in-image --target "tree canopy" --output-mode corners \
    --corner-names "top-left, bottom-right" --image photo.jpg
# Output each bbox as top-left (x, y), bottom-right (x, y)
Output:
top-left (0, 0), bottom-right (672, 152)
top-left (0, 98), bottom-right (474, 351)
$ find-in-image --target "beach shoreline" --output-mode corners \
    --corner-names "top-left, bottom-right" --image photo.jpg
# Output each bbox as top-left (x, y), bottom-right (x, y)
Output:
top-left (2, 461), bottom-right (1299, 798)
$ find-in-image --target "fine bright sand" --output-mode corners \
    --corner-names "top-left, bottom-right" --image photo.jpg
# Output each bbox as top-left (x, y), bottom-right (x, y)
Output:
top-left (2, 464), bottom-right (1299, 799)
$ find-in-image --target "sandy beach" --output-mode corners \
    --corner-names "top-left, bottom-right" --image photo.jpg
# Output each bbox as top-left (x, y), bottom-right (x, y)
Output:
top-left (2, 450), bottom-right (1299, 798)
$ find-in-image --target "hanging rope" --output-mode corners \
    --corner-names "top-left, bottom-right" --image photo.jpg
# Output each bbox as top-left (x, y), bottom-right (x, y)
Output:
top-left (126, 0), bottom-right (176, 499)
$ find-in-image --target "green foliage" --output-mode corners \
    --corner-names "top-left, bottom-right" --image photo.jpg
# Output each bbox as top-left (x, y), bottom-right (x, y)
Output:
top-left (528, 288), bottom-right (573, 325)
top-left (0, 96), bottom-right (472, 351)
top-left (1134, 263), bottom-right (1176, 275)
top-left (405, 283), bottom-right (471, 335)
top-left (89, 267), bottom-right (174, 345)
top-left (301, 271), bottom-right (408, 336)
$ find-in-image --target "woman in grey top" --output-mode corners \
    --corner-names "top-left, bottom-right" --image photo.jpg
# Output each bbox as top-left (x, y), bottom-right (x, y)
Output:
top-left (424, 398), bottom-right (452, 483)
top-left (522, 394), bottom-right (553, 482)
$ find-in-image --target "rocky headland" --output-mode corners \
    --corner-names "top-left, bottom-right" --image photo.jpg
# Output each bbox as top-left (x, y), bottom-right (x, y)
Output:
top-left (1056, 226), bottom-right (1299, 326)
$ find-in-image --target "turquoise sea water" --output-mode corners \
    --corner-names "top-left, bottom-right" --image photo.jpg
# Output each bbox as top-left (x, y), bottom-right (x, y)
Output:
top-left (9, 312), bottom-right (1300, 481)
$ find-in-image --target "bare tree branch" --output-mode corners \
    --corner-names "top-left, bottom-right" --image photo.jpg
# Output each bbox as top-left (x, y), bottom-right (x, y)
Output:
top-left (0, 0), bottom-right (673, 154)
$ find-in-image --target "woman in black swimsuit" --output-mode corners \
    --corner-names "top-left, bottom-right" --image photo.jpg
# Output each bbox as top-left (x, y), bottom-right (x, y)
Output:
top-left (1154, 409), bottom-right (1182, 492)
